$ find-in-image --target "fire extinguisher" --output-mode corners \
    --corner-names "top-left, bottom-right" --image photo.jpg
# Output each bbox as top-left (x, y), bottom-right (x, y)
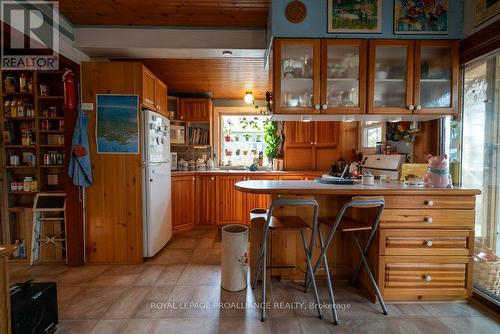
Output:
top-left (63, 69), bottom-right (76, 110)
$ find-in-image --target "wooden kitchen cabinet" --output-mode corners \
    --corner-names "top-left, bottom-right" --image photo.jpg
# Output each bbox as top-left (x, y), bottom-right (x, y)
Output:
top-left (216, 175), bottom-right (246, 225)
top-left (284, 121), bottom-right (339, 171)
top-left (179, 98), bottom-right (212, 121)
top-left (171, 175), bottom-right (196, 233)
top-left (142, 66), bottom-right (168, 116)
top-left (321, 39), bottom-right (367, 114)
top-left (368, 40), bottom-right (458, 115)
top-left (142, 67), bottom-right (157, 110)
top-left (273, 39), bottom-right (321, 114)
top-left (155, 79), bottom-right (168, 117)
top-left (367, 40), bottom-right (414, 114)
top-left (196, 175), bottom-right (216, 225)
top-left (413, 40), bottom-right (459, 115)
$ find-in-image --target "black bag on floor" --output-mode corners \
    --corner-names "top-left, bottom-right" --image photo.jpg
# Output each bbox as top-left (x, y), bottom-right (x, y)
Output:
top-left (10, 280), bottom-right (58, 334)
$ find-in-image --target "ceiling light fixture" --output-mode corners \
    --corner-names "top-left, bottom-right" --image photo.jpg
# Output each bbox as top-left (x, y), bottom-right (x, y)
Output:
top-left (244, 91), bottom-right (254, 104)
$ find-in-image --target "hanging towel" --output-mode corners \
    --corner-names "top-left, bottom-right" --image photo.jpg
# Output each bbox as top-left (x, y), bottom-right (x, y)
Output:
top-left (68, 108), bottom-right (92, 187)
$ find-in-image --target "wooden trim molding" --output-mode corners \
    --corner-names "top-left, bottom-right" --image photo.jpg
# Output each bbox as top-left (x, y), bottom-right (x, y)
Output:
top-left (460, 20), bottom-right (500, 64)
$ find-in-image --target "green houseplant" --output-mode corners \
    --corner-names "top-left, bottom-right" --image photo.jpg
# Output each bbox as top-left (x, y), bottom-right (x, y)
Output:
top-left (264, 121), bottom-right (281, 164)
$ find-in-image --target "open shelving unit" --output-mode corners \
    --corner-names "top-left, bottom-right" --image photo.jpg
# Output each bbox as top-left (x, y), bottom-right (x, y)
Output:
top-left (1, 69), bottom-right (67, 262)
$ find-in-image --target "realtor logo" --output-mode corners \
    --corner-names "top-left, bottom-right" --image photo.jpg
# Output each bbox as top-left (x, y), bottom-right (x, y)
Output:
top-left (1, 1), bottom-right (59, 70)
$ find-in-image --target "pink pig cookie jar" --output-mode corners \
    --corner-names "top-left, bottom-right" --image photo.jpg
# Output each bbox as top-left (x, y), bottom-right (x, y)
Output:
top-left (424, 154), bottom-right (453, 188)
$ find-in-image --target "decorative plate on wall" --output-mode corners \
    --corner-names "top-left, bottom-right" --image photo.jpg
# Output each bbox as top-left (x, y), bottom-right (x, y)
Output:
top-left (286, 0), bottom-right (307, 24)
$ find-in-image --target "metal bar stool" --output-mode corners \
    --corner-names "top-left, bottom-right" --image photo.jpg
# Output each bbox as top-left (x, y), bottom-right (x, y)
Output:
top-left (251, 197), bottom-right (323, 322)
top-left (306, 196), bottom-right (388, 325)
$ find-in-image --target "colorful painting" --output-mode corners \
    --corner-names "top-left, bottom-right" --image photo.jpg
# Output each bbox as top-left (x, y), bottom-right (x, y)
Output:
top-left (474, 0), bottom-right (500, 27)
top-left (328, 0), bottom-right (382, 33)
top-left (394, 0), bottom-right (449, 34)
top-left (96, 94), bottom-right (139, 154)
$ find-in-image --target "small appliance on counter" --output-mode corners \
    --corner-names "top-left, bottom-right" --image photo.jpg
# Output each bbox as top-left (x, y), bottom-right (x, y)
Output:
top-left (170, 124), bottom-right (185, 144)
top-left (360, 154), bottom-right (405, 180)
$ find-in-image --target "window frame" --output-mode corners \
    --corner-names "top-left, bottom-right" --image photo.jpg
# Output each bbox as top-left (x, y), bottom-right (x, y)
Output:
top-left (359, 121), bottom-right (385, 155)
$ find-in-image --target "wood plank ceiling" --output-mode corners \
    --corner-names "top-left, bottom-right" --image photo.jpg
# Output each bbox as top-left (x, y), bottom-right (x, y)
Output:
top-left (137, 58), bottom-right (270, 100)
top-left (59, 0), bottom-right (270, 28)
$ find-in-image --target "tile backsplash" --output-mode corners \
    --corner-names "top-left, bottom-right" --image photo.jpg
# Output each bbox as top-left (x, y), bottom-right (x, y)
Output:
top-left (171, 145), bottom-right (212, 162)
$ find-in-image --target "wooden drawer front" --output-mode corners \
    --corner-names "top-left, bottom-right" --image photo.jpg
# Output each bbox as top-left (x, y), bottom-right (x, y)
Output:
top-left (384, 196), bottom-right (475, 210)
top-left (385, 196), bottom-right (476, 210)
top-left (380, 210), bottom-right (474, 229)
top-left (379, 229), bottom-right (474, 256)
top-left (379, 256), bottom-right (472, 301)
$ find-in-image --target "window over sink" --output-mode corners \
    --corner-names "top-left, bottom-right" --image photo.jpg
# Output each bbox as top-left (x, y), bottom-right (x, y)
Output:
top-left (220, 115), bottom-right (270, 167)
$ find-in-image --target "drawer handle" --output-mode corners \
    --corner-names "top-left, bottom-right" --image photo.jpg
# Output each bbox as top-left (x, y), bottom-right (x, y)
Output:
top-left (424, 200), bottom-right (434, 206)
top-left (210, 177), bottom-right (214, 181)
top-left (424, 217), bottom-right (433, 223)
top-left (423, 275), bottom-right (432, 282)
top-left (425, 240), bottom-right (433, 247)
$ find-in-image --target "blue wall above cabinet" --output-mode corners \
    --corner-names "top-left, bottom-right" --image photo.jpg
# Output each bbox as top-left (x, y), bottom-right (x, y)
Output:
top-left (271, 0), bottom-right (464, 40)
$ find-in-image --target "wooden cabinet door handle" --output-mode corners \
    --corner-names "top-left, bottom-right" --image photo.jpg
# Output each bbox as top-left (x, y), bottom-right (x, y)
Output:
top-left (408, 104), bottom-right (415, 111)
top-left (210, 177), bottom-right (215, 181)
top-left (424, 217), bottom-right (433, 223)
top-left (425, 240), bottom-right (433, 247)
top-left (424, 200), bottom-right (434, 206)
top-left (423, 275), bottom-right (432, 282)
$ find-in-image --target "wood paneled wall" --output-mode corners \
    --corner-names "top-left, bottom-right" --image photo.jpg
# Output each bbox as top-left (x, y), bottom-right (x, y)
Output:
top-left (81, 62), bottom-right (144, 264)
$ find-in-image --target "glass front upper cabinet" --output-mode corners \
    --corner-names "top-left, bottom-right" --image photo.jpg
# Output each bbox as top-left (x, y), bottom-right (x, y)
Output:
top-left (274, 39), bottom-right (321, 113)
top-left (414, 41), bottom-right (458, 114)
top-left (368, 40), bottom-right (413, 114)
top-left (322, 40), bottom-right (367, 114)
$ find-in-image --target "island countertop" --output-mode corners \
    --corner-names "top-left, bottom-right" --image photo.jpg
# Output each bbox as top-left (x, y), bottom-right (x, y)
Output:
top-left (235, 180), bottom-right (481, 196)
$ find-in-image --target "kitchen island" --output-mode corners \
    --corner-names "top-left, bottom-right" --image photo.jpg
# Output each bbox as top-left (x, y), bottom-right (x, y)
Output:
top-left (235, 180), bottom-right (481, 302)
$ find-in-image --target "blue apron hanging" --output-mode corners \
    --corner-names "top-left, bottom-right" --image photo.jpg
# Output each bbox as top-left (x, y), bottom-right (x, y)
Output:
top-left (68, 108), bottom-right (92, 187)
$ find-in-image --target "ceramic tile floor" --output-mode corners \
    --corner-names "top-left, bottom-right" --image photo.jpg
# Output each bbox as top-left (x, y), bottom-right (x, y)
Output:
top-left (9, 226), bottom-right (500, 334)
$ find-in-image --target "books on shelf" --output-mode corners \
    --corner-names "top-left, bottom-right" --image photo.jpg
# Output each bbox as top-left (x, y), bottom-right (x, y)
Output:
top-left (189, 127), bottom-right (209, 145)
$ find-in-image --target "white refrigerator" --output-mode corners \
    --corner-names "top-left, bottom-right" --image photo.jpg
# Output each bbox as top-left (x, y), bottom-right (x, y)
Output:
top-left (142, 110), bottom-right (172, 257)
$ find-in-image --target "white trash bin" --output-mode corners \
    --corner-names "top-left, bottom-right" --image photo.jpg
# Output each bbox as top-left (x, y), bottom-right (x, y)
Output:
top-left (221, 224), bottom-right (249, 292)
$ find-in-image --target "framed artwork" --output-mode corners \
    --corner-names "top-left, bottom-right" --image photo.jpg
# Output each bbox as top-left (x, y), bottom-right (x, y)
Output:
top-left (474, 0), bottom-right (500, 27)
top-left (394, 0), bottom-right (448, 34)
top-left (96, 94), bottom-right (139, 154)
top-left (328, 0), bottom-right (382, 33)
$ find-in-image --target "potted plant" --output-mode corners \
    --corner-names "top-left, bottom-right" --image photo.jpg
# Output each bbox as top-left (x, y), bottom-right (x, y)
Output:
top-left (234, 135), bottom-right (240, 142)
top-left (256, 134), bottom-right (262, 142)
top-left (224, 128), bottom-right (231, 142)
top-left (236, 149), bottom-right (241, 156)
top-left (243, 149), bottom-right (248, 155)
top-left (225, 149), bottom-right (232, 157)
top-left (243, 134), bottom-right (251, 141)
top-left (264, 121), bottom-right (282, 166)
top-left (239, 117), bottom-right (248, 129)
